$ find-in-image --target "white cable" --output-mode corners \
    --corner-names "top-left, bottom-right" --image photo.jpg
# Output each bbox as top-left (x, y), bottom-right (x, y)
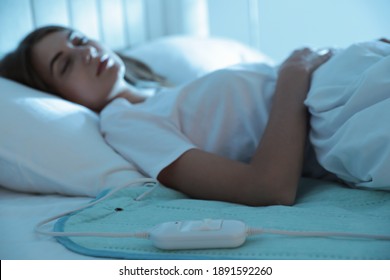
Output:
top-left (247, 227), bottom-right (390, 241)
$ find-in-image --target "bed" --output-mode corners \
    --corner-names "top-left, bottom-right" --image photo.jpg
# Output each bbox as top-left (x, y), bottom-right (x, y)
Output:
top-left (1, 0), bottom-right (390, 260)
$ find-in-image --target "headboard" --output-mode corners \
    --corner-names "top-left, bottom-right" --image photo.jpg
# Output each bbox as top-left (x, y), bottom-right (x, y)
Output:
top-left (0, 0), bottom-right (214, 58)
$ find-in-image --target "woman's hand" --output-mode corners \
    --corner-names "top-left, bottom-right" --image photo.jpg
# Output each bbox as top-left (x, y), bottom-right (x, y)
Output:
top-left (280, 47), bottom-right (333, 75)
top-left (277, 48), bottom-right (333, 102)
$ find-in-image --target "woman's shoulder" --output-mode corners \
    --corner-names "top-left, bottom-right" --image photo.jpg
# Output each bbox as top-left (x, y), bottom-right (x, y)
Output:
top-left (100, 97), bottom-right (132, 119)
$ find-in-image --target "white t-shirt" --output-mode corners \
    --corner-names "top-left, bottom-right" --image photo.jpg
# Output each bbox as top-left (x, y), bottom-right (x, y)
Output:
top-left (100, 63), bottom-right (327, 179)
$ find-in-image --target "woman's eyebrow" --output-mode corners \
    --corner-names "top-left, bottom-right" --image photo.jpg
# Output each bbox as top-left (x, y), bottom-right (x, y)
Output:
top-left (49, 31), bottom-right (73, 75)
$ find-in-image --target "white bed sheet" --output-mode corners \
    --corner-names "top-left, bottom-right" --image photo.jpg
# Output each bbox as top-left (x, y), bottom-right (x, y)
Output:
top-left (0, 187), bottom-right (96, 259)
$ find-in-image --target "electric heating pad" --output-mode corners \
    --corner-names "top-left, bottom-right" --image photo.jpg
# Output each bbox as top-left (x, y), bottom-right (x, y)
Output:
top-left (54, 178), bottom-right (390, 259)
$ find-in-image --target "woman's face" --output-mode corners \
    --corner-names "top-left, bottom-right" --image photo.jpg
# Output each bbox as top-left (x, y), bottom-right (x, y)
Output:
top-left (32, 29), bottom-right (124, 111)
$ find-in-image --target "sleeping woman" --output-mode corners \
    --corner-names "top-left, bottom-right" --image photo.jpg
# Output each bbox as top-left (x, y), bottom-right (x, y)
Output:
top-left (2, 25), bottom-right (385, 206)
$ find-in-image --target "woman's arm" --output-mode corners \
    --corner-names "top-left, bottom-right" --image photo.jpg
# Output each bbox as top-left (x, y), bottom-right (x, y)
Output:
top-left (157, 48), bottom-right (332, 206)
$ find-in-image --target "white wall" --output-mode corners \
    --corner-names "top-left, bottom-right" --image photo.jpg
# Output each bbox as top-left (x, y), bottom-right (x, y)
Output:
top-left (207, 0), bottom-right (260, 48)
top-left (256, 0), bottom-right (390, 62)
top-left (202, 0), bottom-right (390, 62)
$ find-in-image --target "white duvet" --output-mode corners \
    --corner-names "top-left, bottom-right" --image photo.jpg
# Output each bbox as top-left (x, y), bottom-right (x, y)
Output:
top-left (305, 40), bottom-right (390, 189)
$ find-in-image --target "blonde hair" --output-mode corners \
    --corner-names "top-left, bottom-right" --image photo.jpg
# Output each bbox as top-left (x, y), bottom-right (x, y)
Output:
top-left (0, 25), bottom-right (169, 95)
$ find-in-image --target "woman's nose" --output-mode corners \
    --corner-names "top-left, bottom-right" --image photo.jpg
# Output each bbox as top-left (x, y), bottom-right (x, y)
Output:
top-left (77, 46), bottom-right (98, 63)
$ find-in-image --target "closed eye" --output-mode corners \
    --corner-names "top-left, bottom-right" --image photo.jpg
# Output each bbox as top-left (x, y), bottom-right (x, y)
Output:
top-left (60, 57), bottom-right (72, 75)
top-left (59, 32), bottom-right (88, 75)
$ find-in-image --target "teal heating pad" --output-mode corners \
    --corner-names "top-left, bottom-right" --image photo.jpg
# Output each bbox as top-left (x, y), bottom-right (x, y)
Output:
top-left (54, 178), bottom-right (390, 259)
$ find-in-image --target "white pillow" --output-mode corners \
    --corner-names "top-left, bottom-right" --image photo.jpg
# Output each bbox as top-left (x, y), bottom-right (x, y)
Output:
top-left (0, 77), bottom-right (144, 196)
top-left (0, 36), bottom-right (270, 196)
top-left (121, 36), bottom-right (273, 85)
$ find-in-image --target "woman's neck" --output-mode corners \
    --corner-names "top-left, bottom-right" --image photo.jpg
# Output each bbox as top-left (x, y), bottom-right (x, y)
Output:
top-left (108, 79), bottom-right (150, 104)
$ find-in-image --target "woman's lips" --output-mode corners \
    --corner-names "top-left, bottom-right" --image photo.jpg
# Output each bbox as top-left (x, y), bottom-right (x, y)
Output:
top-left (96, 55), bottom-right (109, 76)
